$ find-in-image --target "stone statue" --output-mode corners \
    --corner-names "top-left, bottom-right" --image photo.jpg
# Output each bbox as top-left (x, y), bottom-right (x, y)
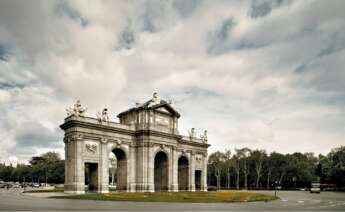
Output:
top-left (66, 100), bottom-right (87, 117)
top-left (97, 108), bottom-right (109, 123)
top-left (188, 128), bottom-right (196, 140)
top-left (152, 92), bottom-right (161, 105)
top-left (200, 130), bottom-right (208, 143)
top-left (102, 108), bottom-right (109, 122)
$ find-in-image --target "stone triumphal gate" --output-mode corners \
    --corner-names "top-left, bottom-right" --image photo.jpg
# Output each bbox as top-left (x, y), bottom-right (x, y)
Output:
top-left (60, 93), bottom-right (210, 193)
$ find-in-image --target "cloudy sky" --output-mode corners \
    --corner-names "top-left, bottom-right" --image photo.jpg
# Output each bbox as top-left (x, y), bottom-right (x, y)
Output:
top-left (1, 0), bottom-right (345, 163)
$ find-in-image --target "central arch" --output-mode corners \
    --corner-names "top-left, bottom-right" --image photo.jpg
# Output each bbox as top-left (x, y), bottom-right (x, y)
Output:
top-left (178, 156), bottom-right (189, 191)
top-left (154, 151), bottom-right (169, 191)
top-left (111, 148), bottom-right (127, 191)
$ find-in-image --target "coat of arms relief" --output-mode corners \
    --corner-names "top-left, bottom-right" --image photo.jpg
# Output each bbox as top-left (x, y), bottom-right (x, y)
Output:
top-left (85, 143), bottom-right (98, 154)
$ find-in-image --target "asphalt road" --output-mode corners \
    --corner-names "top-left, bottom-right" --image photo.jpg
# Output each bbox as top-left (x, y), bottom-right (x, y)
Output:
top-left (0, 188), bottom-right (345, 211)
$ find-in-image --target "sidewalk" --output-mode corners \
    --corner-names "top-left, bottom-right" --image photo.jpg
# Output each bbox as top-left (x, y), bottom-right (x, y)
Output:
top-left (22, 191), bottom-right (72, 198)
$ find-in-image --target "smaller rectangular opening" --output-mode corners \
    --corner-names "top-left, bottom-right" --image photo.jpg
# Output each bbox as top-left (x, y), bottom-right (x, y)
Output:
top-left (85, 162), bottom-right (98, 192)
top-left (195, 170), bottom-right (202, 191)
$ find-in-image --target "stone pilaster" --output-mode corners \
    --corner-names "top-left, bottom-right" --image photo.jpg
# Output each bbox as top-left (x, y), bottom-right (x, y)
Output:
top-left (147, 144), bottom-right (155, 192)
top-left (201, 153), bottom-right (208, 192)
top-left (129, 144), bottom-right (137, 192)
top-left (99, 140), bottom-right (109, 193)
top-left (65, 136), bottom-right (85, 194)
top-left (170, 147), bottom-right (178, 192)
top-left (189, 152), bottom-right (196, 192)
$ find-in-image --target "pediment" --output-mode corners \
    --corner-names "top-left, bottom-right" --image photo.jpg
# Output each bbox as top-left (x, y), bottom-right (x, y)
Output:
top-left (156, 106), bottom-right (170, 114)
top-left (153, 104), bottom-right (179, 118)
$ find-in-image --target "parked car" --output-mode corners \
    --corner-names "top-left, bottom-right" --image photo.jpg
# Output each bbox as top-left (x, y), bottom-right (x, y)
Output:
top-left (310, 181), bottom-right (321, 193)
top-left (32, 183), bottom-right (40, 188)
top-left (12, 184), bottom-right (21, 188)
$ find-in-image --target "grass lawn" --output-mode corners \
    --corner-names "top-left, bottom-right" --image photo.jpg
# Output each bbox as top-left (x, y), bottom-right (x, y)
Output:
top-left (53, 191), bottom-right (277, 203)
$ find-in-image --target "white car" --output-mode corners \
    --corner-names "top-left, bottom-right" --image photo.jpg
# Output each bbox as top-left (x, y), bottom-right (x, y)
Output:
top-left (32, 183), bottom-right (40, 188)
top-left (310, 187), bottom-right (320, 193)
top-left (12, 184), bottom-right (21, 188)
top-left (310, 181), bottom-right (321, 193)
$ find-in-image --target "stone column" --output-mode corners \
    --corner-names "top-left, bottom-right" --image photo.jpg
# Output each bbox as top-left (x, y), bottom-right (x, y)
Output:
top-left (76, 138), bottom-right (85, 194)
top-left (201, 153), bottom-right (208, 191)
top-left (129, 144), bottom-right (137, 192)
top-left (65, 136), bottom-right (85, 194)
top-left (135, 144), bottom-right (145, 191)
top-left (147, 144), bottom-right (155, 192)
top-left (64, 139), bottom-right (70, 190)
top-left (171, 147), bottom-right (178, 191)
top-left (167, 147), bottom-right (172, 191)
top-left (99, 140), bottom-right (109, 193)
top-left (135, 142), bottom-right (154, 192)
top-left (189, 152), bottom-right (196, 192)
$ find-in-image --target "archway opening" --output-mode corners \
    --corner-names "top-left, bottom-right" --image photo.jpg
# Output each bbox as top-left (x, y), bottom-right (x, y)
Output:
top-left (154, 151), bottom-right (169, 191)
top-left (85, 162), bottom-right (98, 192)
top-left (109, 148), bottom-right (127, 191)
top-left (178, 156), bottom-right (189, 191)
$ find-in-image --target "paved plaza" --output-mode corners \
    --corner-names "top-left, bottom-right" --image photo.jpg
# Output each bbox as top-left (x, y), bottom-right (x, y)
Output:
top-left (0, 189), bottom-right (345, 211)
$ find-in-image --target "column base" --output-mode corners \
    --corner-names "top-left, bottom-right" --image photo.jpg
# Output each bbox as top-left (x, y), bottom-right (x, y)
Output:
top-left (135, 183), bottom-right (155, 192)
top-left (170, 184), bottom-right (179, 192)
top-left (64, 190), bottom-right (85, 194)
top-left (201, 185), bottom-right (208, 192)
top-left (129, 183), bottom-right (137, 192)
top-left (189, 184), bottom-right (196, 192)
top-left (99, 184), bottom-right (109, 193)
top-left (64, 183), bottom-right (85, 194)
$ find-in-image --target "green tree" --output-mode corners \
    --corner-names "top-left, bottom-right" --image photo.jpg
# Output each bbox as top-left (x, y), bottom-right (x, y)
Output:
top-left (328, 146), bottom-right (345, 187)
top-left (29, 152), bottom-right (64, 184)
top-left (251, 150), bottom-right (267, 189)
top-left (236, 148), bottom-right (251, 189)
top-left (208, 151), bottom-right (226, 190)
top-left (270, 152), bottom-right (288, 186)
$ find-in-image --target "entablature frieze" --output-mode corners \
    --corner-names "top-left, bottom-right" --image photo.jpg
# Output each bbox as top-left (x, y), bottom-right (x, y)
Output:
top-left (134, 129), bottom-right (181, 140)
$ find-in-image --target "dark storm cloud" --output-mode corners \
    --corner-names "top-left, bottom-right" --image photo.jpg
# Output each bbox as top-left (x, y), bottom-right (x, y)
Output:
top-left (0, 82), bottom-right (25, 90)
top-left (116, 28), bottom-right (136, 50)
top-left (207, 18), bottom-right (236, 55)
top-left (0, 44), bottom-right (10, 61)
top-left (15, 122), bottom-right (62, 148)
top-left (249, 0), bottom-right (288, 19)
top-left (172, 0), bottom-right (200, 18)
top-left (54, 0), bottom-right (89, 27)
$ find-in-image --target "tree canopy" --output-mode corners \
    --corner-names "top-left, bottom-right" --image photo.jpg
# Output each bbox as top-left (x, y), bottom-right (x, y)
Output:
top-left (207, 146), bottom-right (345, 190)
top-left (0, 152), bottom-right (64, 184)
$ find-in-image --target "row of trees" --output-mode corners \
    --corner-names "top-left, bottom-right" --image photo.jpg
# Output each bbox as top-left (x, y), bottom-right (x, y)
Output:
top-left (0, 152), bottom-right (64, 184)
top-left (1, 146), bottom-right (344, 189)
top-left (207, 146), bottom-right (345, 190)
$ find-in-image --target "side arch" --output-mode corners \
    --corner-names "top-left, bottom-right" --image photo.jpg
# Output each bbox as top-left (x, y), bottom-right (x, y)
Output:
top-left (154, 151), bottom-right (169, 191)
top-left (178, 155), bottom-right (189, 191)
top-left (110, 147), bottom-right (128, 191)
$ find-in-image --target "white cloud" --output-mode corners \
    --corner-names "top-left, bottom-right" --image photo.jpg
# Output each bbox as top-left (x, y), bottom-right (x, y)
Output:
top-left (0, 0), bottom-right (345, 162)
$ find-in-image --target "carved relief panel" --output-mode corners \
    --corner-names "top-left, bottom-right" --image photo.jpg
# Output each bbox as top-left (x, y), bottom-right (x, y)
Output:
top-left (195, 154), bottom-right (203, 170)
top-left (84, 141), bottom-right (99, 155)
